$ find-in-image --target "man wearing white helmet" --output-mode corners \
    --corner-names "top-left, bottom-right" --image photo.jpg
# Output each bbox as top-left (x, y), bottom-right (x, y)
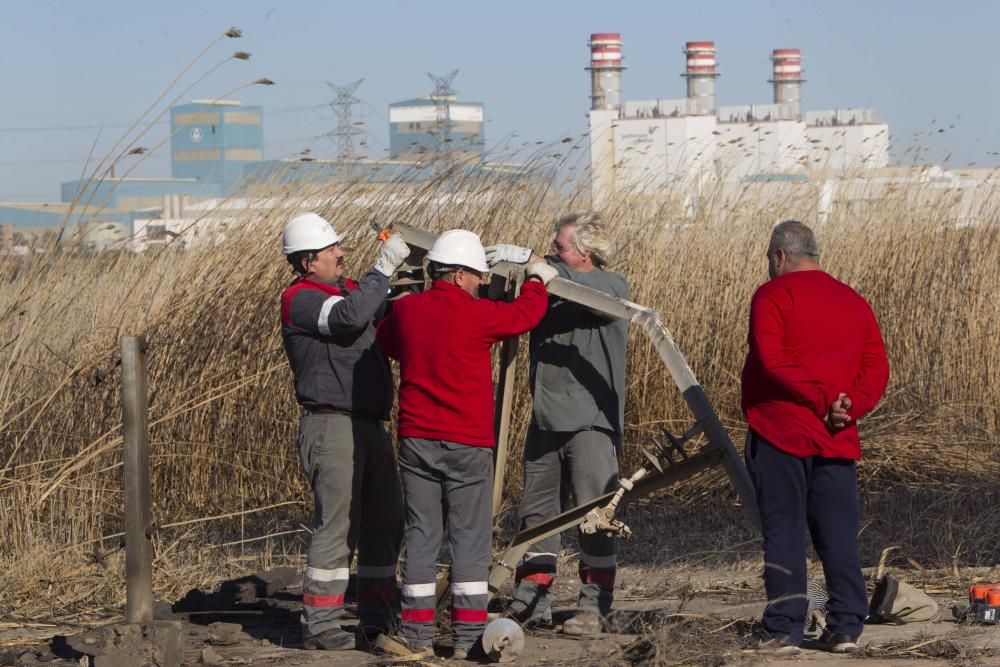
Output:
top-left (376, 229), bottom-right (557, 659)
top-left (280, 212), bottom-right (411, 651)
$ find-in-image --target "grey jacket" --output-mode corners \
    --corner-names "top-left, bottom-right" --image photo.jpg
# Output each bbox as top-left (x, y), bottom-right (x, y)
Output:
top-left (280, 271), bottom-right (392, 419)
top-left (529, 259), bottom-right (630, 434)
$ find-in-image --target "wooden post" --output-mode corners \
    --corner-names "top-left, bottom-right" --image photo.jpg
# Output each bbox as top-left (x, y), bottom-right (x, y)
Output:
top-left (121, 336), bottom-right (153, 625)
top-left (492, 276), bottom-right (521, 519)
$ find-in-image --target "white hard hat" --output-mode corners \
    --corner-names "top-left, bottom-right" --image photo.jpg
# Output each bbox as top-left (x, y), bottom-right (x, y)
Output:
top-left (426, 229), bottom-right (489, 273)
top-left (282, 212), bottom-right (342, 255)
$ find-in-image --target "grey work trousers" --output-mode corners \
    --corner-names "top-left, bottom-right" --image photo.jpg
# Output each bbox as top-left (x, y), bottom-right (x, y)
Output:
top-left (398, 438), bottom-right (493, 651)
top-left (511, 427), bottom-right (620, 616)
top-left (297, 413), bottom-right (403, 638)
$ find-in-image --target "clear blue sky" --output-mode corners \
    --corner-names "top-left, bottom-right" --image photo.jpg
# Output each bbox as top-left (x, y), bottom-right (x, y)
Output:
top-left (2, 0), bottom-right (998, 201)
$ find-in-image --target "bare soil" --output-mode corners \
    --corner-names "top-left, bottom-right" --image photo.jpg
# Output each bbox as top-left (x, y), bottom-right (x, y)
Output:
top-left (5, 562), bottom-right (1000, 666)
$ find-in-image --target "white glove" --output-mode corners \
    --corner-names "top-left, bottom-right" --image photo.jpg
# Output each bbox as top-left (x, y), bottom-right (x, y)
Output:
top-left (485, 244), bottom-right (532, 267)
top-left (525, 260), bottom-right (558, 285)
top-left (374, 233), bottom-right (411, 277)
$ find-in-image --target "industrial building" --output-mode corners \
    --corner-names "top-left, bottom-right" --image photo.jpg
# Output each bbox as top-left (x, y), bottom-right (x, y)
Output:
top-left (60, 100), bottom-right (263, 211)
top-left (389, 96), bottom-right (485, 160)
top-left (586, 34), bottom-right (891, 207)
top-left (240, 78), bottom-right (511, 194)
top-left (0, 100), bottom-right (263, 249)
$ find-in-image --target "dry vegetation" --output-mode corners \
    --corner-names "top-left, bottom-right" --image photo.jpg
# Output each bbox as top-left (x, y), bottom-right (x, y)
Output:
top-left (1, 34), bottom-right (998, 636)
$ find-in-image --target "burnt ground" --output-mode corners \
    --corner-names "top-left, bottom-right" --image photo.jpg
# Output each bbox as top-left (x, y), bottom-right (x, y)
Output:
top-left (6, 563), bottom-right (1000, 666)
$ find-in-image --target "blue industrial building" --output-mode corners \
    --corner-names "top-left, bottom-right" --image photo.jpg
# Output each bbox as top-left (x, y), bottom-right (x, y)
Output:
top-left (169, 100), bottom-right (263, 185)
top-left (1, 100), bottom-right (263, 234)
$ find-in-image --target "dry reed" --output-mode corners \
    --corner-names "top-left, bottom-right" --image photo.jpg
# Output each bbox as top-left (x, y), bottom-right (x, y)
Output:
top-left (1, 47), bottom-right (997, 624)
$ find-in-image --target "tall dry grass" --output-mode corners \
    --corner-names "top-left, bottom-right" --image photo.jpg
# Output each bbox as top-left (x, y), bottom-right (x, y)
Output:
top-left (1, 44), bottom-right (998, 619)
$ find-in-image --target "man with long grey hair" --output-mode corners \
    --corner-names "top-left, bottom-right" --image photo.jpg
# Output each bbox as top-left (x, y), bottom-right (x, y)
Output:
top-left (741, 220), bottom-right (889, 655)
top-left (486, 211), bottom-right (629, 636)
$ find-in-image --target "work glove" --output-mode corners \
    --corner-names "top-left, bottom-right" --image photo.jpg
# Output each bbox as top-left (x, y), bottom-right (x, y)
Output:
top-left (485, 244), bottom-right (532, 267)
top-left (525, 260), bottom-right (558, 285)
top-left (374, 233), bottom-right (411, 277)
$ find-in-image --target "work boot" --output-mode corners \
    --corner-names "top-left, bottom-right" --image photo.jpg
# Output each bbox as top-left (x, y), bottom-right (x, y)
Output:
top-left (506, 588), bottom-right (553, 628)
top-left (302, 627), bottom-right (356, 651)
top-left (451, 640), bottom-right (485, 661)
top-left (562, 610), bottom-right (602, 636)
top-left (506, 600), bottom-right (553, 628)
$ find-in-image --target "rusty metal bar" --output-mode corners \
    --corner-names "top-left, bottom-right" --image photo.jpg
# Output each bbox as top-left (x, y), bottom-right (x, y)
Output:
top-left (491, 276), bottom-right (521, 519)
top-left (488, 447), bottom-right (723, 593)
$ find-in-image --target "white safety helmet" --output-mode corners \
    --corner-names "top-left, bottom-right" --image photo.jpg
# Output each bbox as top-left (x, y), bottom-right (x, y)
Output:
top-left (426, 229), bottom-right (489, 273)
top-left (282, 212), bottom-right (342, 255)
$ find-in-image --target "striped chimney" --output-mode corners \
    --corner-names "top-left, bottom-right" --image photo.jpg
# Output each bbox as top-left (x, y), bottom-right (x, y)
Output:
top-left (586, 33), bottom-right (627, 112)
top-left (681, 41), bottom-right (720, 114)
top-left (769, 48), bottom-right (805, 117)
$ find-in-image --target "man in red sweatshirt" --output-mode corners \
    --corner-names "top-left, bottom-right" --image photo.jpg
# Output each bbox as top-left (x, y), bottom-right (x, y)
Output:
top-left (741, 220), bottom-right (889, 655)
top-left (376, 229), bottom-right (555, 659)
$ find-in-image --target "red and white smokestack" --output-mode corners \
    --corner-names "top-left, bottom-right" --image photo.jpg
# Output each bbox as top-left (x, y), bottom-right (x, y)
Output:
top-left (681, 41), bottom-right (720, 114)
top-left (586, 33), bottom-right (626, 112)
top-left (769, 48), bottom-right (805, 117)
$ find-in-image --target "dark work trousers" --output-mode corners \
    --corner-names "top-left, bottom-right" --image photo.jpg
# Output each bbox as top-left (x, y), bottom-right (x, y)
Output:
top-left (398, 438), bottom-right (494, 651)
top-left (297, 413), bottom-right (404, 639)
top-left (511, 427), bottom-right (620, 617)
top-left (744, 430), bottom-right (868, 645)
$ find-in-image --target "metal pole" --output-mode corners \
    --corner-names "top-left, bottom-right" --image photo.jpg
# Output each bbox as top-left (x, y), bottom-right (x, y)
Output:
top-left (122, 336), bottom-right (153, 625)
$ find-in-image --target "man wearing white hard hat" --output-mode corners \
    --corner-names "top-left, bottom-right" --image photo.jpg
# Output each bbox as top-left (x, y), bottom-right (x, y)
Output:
top-left (376, 229), bottom-right (557, 659)
top-left (280, 212), bottom-right (410, 651)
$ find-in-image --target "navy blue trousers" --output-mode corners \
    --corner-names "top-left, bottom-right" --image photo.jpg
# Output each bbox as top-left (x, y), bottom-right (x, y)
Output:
top-left (745, 430), bottom-right (868, 644)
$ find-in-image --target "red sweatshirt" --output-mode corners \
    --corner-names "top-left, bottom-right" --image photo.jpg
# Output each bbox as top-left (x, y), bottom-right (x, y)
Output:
top-left (376, 279), bottom-right (548, 447)
top-left (740, 270), bottom-right (889, 459)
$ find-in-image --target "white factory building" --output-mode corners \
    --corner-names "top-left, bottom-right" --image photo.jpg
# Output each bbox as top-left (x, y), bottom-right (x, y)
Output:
top-left (586, 34), bottom-right (891, 207)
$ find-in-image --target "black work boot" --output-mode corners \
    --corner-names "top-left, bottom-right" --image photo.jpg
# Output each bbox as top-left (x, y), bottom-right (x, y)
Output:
top-left (302, 627), bottom-right (356, 651)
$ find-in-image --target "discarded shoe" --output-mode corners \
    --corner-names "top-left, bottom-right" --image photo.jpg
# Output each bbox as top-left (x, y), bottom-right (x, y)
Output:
top-left (302, 627), bottom-right (356, 651)
top-left (562, 610), bottom-right (602, 636)
top-left (817, 629), bottom-right (859, 653)
top-left (744, 625), bottom-right (800, 655)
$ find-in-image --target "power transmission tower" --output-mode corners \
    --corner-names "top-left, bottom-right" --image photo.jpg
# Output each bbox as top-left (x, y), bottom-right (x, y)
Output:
top-left (325, 78), bottom-right (365, 160)
top-left (427, 69), bottom-right (459, 155)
